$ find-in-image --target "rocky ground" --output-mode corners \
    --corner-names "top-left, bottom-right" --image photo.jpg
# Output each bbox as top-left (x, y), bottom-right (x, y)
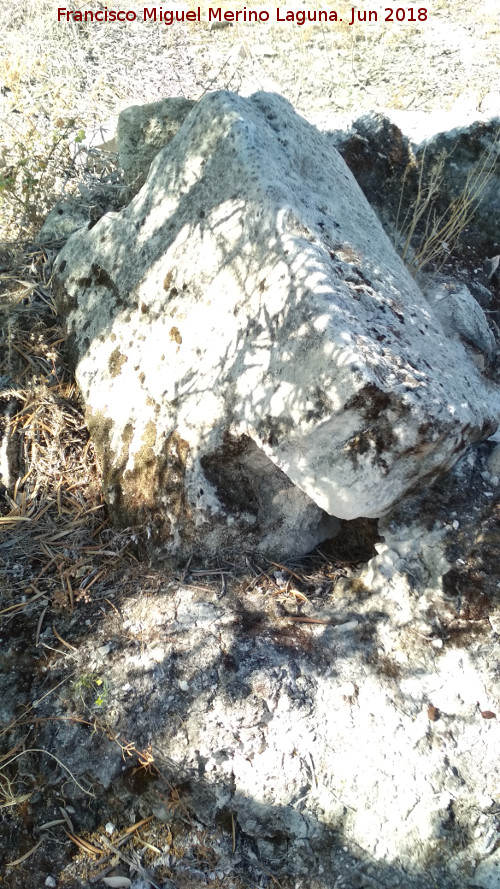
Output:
top-left (1, 2), bottom-right (500, 888)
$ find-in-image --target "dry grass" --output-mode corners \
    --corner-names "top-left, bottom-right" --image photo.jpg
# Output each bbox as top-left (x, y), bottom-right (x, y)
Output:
top-left (397, 130), bottom-right (500, 272)
top-left (0, 245), bottom-right (137, 627)
top-left (0, 0), bottom-right (134, 238)
top-left (0, 245), bottom-right (145, 854)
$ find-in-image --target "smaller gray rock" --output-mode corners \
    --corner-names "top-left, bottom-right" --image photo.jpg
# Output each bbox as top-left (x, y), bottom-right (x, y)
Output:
top-left (486, 255), bottom-right (500, 282)
top-left (326, 112), bottom-right (414, 231)
top-left (425, 280), bottom-right (496, 366)
top-left (37, 198), bottom-right (91, 244)
top-left (117, 96), bottom-right (196, 195)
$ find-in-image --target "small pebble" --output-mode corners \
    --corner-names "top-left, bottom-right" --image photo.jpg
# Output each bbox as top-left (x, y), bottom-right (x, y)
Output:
top-left (374, 542), bottom-right (388, 555)
top-left (105, 821), bottom-right (116, 835)
top-left (45, 878), bottom-right (56, 888)
top-left (415, 621), bottom-right (433, 637)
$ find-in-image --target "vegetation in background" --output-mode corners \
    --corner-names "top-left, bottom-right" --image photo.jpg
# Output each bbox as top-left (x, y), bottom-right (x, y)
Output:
top-left (397, 132), bottom-right (500, 273)
top-left (0, 117), bottom-right (85, 238)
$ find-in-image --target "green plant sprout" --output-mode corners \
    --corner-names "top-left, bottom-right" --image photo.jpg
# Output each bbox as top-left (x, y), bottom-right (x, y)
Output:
top-left (71, 673), bottom-right (109, 710)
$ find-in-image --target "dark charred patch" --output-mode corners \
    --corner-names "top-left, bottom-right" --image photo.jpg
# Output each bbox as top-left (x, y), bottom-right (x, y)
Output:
top-left (90, 262), bottom-right (120, 299)
top-left (76, 275), bottom-right (92, 288)
top-left (442, 568), bottom-right (494, 621)
top-left (201, 433), bottom-right (259, 517)
top-left (121, 765), bottom-right (158, 795)
top-left (262, 415), bottom-right (294, 449)
top-left (345, 384), bottom-right (391, 420)
top-left (320, 517), bottom-right (380, 565)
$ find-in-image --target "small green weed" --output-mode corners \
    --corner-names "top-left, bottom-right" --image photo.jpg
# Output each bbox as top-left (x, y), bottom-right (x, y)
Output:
top-left (71, 673), bottom-right (109, 711)
top-left (0, 117), bottom-right (84, 239)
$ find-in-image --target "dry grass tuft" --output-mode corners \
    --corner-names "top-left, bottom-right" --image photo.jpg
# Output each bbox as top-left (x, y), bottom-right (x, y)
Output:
top-left (0, 245), bottom-right (136, 624)
top-left (397, 130), bottom-right (500, 273)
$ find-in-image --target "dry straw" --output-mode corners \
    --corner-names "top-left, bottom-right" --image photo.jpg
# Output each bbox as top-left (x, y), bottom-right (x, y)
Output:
top-left (0, 245), bottom-right (137, 628)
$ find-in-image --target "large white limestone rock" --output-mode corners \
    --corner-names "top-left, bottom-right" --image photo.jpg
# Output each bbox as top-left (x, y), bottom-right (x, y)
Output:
top-left (53, 91), bottom-right (500, 562)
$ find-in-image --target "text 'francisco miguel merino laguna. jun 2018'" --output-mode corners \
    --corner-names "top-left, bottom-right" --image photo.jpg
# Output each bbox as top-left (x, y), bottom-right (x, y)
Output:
top-left (57, 6), bottom-right (430, 25)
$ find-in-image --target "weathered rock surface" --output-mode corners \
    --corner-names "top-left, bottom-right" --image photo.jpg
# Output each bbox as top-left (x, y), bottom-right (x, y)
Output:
top-left (423, 278), bottom-right (496, 368)
top-left (117, 96), bottom-right (195, 194)
top-left (54, 91), bottom-right (500, 563)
